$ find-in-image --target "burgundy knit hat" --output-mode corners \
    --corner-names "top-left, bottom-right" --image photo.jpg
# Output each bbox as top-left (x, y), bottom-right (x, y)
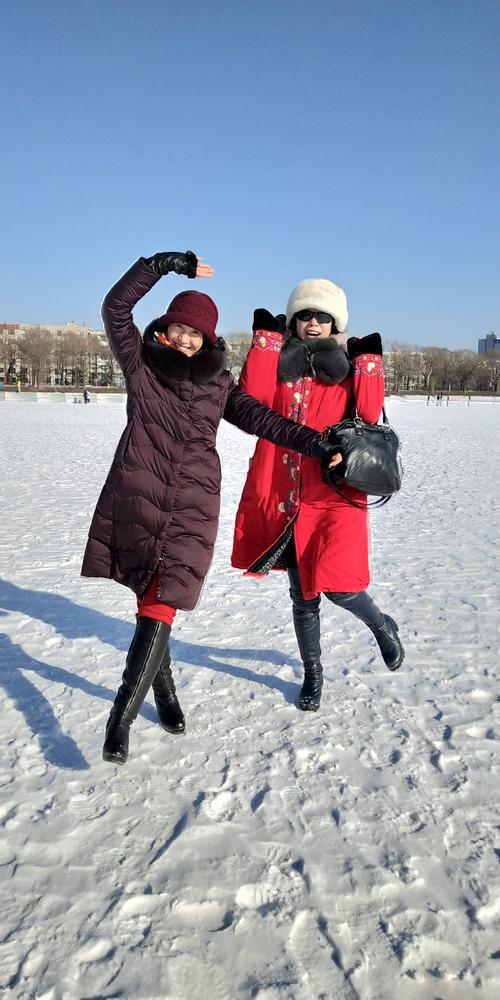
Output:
top-left (157, 291), bottom-right (219, 344)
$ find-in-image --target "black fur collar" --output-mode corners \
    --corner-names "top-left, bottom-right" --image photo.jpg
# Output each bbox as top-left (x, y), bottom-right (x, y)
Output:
top-left (143, 325), bottom-right (227, 386)
top-left (278, 336), bottom-right (351, 385)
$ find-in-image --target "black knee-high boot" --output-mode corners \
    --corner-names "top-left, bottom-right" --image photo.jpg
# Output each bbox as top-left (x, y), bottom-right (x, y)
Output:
top-left (103, 617), bottom-right (172, 765)
top-left (288, 568), bottom-right (323, 711)
top-left (152, 637), bottom-right (185, 735)
top-left (325, 590), bottom-right (404, 671)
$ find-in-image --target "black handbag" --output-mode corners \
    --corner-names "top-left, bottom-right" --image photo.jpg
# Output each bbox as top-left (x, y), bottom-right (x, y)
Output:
top-left (322, 406), bottom-right (403, 508)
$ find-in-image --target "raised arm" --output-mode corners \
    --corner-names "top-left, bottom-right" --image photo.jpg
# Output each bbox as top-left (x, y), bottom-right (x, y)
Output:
top-left (238, 310), bottom-right (286, 406)
top-left (101, 251), bottom-right (206, 379)
top-left (347, 332), bottom-right (385, 423)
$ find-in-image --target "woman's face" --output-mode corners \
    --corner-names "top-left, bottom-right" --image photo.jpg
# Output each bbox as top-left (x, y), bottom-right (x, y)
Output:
top-left (294, 310), bottom-right (333, 341)
top-left (166, 323), bottom-right (204, 357)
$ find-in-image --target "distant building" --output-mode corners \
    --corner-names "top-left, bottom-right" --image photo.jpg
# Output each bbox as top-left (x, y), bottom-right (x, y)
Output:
top-left (0, 320), bottom-right (106, 342)
top-left (0, 321), bottom-right (124, 388)
top-left (478, 332), bottom-right (500, 354)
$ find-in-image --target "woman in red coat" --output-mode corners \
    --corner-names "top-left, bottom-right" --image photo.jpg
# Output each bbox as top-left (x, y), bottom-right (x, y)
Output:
top-left (231, 278), bottom-right (404, 711)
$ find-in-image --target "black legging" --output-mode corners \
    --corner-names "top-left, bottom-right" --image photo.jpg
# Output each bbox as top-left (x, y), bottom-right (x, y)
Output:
top-left (288, 567), bottom-right (384, 626)
top-left (287, 567), bottom-right (385, 667)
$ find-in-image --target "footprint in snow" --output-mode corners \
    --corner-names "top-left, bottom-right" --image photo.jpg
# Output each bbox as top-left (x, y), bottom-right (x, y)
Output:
top-left (68, 787), bottom-right (109, 820)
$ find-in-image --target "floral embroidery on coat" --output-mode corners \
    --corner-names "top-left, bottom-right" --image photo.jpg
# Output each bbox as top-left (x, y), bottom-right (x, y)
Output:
top-left (352, 354), bottom-right (384, 377)
top-left (251, 330), bottom-right (282, 352)
top-left (282, 375), bottom-right (313, 515)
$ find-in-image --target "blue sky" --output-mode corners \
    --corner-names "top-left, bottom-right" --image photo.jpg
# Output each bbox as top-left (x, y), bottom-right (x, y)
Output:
top-left (2, 0), bottom-right (498, 349)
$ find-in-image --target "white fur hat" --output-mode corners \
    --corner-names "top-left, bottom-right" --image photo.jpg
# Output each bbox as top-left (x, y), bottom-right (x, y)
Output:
top-left (286, 279), bottom-right (348, 332)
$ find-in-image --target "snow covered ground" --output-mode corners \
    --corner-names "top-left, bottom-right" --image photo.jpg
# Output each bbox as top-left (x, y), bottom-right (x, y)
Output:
top-left (0, 396), bottom-right (499, 1000)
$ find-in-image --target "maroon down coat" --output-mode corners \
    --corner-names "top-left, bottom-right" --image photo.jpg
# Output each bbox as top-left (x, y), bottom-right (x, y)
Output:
top-left (81, 259), bottom-right (323, 610)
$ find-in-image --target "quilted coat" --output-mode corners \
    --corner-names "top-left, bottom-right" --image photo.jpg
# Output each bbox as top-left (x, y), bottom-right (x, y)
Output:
top-left (231, 327), bottom-right (385, 598)
top-left (81, 259), bottom-right (324, 610)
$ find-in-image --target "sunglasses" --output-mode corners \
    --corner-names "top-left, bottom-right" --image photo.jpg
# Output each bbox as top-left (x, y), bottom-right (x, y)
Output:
top-left (295, 310), bottom-right (333, 324)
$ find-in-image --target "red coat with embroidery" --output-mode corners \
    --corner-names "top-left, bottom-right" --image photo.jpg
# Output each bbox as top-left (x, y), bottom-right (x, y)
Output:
top-left (231, 329), bottom-right (385, 598)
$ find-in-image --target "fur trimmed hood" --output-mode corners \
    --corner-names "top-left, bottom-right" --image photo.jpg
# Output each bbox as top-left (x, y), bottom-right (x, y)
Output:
top-left (143, 322), bottom-right (227, 386)
top-left (277, 336), bottom-right (351, 385)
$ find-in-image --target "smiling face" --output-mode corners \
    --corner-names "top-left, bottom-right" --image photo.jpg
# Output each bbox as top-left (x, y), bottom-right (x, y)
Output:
top-left (294, 310), bottom-right (333, 341)
top-left (166, 323), bottom-right (204, 357)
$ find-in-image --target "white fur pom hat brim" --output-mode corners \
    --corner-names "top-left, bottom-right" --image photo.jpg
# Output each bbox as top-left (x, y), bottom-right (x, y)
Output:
top-left (286, 279), bottom-right (348, 332)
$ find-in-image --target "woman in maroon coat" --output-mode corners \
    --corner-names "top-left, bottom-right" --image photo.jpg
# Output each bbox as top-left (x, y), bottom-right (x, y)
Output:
top-left (231, 278), bottom-right (404, 712)
top-left (82, 252), bottom-right (335, 764)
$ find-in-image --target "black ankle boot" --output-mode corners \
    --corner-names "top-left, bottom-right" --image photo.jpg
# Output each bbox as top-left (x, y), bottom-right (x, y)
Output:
top-left (298, 662), bottom-right (323, 712)
top-left (373, 615), bottom-right (405, 671)
top-left (103, 617), bottom-right (172, 765)
top-left (152, 652), bottom-right (185, 735)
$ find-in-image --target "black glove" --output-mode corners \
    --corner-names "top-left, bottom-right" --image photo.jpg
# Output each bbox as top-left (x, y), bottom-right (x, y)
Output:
top-left (252, 309), bottom-right (287, 335)
top-left (347, 332), bottom-right (383, 359)
top-left (309, 436), bottom-right (343, 470)
top-left (144, 251), bottom-right (198, 278)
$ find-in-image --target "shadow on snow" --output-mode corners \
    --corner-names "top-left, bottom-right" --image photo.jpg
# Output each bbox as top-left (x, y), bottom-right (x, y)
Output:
top-left (0, 578), bottom-right (301, 771)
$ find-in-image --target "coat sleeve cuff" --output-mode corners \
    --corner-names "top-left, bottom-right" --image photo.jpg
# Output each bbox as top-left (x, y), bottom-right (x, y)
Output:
top-left (251, 329), bottom-right (283, 352)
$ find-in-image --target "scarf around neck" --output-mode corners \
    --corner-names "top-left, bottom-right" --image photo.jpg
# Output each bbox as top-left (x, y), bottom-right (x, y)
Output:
top-left (142, 325), bottom-right (227, 386)
top-left (277, 336), bottom-right (351, 385)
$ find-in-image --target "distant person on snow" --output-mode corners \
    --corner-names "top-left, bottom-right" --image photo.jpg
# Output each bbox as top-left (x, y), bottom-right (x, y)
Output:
top-left (81, 251), bottom-right (339, 764)
top-left (231, 279), bottom-right (404, 712)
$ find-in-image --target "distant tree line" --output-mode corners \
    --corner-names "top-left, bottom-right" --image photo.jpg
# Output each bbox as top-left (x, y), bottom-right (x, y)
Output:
top-left (1, 328), bottom-right (253, 388)
top-left (227, 334), bottom-right (500, 393)
top-left (3, 328), bottom-right (498, 394)
top-left (224, 333), bottom-right (253, 371)
top-left (0, 329), bottom-right (119, 388)
top-left (383, 340), bottom-right (499, 393)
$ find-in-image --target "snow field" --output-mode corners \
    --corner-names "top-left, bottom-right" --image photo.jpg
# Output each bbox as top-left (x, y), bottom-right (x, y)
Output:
top-left (0, 398), bottom-right (499, 999)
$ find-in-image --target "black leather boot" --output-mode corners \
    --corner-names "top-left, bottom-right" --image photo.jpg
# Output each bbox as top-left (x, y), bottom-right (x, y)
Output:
top-left (152, 639), bottom-right (185, 734)
top-left (103, 617), bottom-right (171, 765)
top-left (325, 591), bottom-right (405, 673)
top-left (288, 569), bottom-right (323, 712)
top-left (372, 614), bottom-right (405, 671)
top-left (298, 662), bottom-right (323, 712)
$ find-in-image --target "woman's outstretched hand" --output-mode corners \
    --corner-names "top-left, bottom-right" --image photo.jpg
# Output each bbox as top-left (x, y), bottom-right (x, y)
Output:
top-left (144, 251), bottom-right (214, 279)
top-left (195, 257), bottom-right (215, 278)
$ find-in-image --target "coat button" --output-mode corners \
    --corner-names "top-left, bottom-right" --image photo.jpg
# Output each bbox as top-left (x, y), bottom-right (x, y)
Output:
top-left (278, 502), bottom-right (285, 512)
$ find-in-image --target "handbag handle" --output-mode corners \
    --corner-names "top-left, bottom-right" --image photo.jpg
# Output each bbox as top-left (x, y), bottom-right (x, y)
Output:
top-left (328, 482), bottom-right (393, 509)
top-left (353, 404), bottom-right (389, 424)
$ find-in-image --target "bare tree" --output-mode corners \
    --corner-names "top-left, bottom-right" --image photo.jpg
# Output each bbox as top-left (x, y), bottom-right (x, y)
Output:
top-left (225, 332), bottom-right (252, 371)
top-left (482, 352), bottom-right (500, 392)
top-left (417, 347), bottom-right (453, 391)
top-left (386, 347), bottom-right (422, 392)
top-left (0, 334), bottom-right (18, 383)
top-left (386, 339), bottom-right (418, 353)
top-left (94, 341), bottom-right (117, 385)
top-left (85, 334), bottom-right (102, 385)
top-left (67, 333), bottom-right (88, 386)
top-left (53, 334), bottom-right (78, 385)
top-left (19, 328), bottom-right (53, 387)
top-left (451, 350), bottom-right (483, 392)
